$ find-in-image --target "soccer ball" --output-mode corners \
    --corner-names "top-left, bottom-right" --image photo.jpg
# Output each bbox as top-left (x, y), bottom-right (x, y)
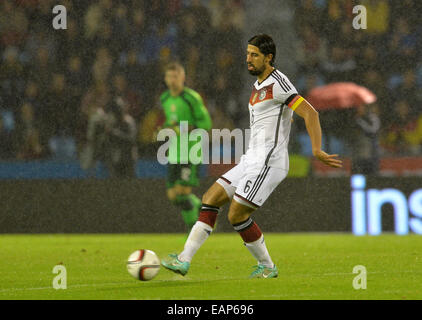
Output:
top-left (126, 249), bottom-right (160, 281)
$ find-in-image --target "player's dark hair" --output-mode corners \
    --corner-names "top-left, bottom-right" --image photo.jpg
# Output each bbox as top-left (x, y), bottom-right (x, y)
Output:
top-left (248, 34), bottom-right (276, 66)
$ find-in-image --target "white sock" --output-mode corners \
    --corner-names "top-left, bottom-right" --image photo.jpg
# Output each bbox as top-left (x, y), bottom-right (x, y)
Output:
top-left (244, 235), bottom-right (274, 268)
top-left (178, 221), bottom-right (212, 263)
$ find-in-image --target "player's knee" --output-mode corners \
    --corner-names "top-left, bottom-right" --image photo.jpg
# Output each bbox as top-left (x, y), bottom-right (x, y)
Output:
top-left (202, 190), bottom-right (221, 207)
top-left (227, 200), bottom-right (254, 225)
top-left (228, 211), bottom-right (252, 225)
top-left (202, 182), bottom-right (229, 207)
top-left (227, 211), bottom-right (235, 225)
top-left (201, 191), bottom-right (212, 205)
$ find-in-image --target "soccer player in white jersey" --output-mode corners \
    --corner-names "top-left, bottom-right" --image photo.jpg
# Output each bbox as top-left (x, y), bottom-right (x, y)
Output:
top-left (162, 34), bottom-right (343, 278)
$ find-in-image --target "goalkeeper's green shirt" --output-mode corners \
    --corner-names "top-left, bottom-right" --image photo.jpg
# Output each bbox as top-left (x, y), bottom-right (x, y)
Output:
top-left (160, 87), bottom-right (212, 164)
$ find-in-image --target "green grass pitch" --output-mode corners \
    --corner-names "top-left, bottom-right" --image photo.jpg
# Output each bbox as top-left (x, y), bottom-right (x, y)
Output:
top-left (0, 233), bottom-right (421, 300)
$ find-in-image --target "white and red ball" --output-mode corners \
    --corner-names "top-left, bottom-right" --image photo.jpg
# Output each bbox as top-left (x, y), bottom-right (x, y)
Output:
top-left (126, 249), bottom-right (160, 281)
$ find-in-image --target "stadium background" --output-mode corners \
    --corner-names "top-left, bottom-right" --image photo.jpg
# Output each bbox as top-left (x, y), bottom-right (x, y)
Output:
top-left (0, 0), bottom-right (421, 234)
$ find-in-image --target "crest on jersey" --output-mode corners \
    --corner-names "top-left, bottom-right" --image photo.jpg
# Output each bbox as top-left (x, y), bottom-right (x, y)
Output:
top-left (249, 83), bottom-right (274, 106)
top-left (171, 104), bottom-right (176, 112)
top-left (259, 89), bottom-right (267, 101)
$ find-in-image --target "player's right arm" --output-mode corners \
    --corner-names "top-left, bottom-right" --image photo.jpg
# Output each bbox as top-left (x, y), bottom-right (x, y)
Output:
top-left (192, 99), bottom-right (212, 131)
top-left (293, 97), bottom-right (343, 168)
top-left (183, 89), bottom-right (212, 131)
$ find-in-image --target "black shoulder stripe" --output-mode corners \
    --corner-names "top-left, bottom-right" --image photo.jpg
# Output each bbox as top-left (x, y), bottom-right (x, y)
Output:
top-left (285, 94), bottom-right (299, 106)
top-left (272, 71), bottom-right (292, 92)
top-left (277, 72), bottom-right (292, 91)
top-left (281, 78), bottom-right (291, 91)
top-left (271, 75), bottom-right (289, 92)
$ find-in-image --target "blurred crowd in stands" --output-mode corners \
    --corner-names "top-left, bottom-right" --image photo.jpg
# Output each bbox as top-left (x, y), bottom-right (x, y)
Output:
top-left (0, 0), bottom-right (421, 166)
top-left (0, 0), bottom-right (244, 161)
top-left (293, 0), bottom-right (422, 162)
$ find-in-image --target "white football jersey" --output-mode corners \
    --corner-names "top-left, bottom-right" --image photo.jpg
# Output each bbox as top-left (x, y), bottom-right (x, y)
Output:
top-left (244, 69), bottom-right (303, 170)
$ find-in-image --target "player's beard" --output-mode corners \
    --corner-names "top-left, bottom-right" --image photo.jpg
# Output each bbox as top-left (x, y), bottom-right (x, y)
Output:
top-left (248, 64), bottom-right (265, 76)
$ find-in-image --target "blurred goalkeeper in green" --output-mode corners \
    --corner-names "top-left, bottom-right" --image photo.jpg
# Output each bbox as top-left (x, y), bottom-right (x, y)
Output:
top-left (159, 62), bottom-right (212, 232)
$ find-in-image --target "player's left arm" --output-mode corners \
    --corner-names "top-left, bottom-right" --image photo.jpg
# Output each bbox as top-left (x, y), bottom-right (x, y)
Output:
top-left (292, 97), bottom-right (343, 168)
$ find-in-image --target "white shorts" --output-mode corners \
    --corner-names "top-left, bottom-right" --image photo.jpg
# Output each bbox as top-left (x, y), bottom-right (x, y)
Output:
top-left (217, 157), bottom-right (288, 209)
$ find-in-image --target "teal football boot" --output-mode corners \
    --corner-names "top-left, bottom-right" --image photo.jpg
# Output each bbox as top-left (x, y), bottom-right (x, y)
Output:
top-left (249, 264), bottom-right (278, 279)
top-left (161, 253), bottom-right (190, 276)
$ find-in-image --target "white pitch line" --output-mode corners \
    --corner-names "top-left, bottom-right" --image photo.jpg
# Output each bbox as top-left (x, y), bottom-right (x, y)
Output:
top-left (1, 271), bottom-right (421, 294)
top-left (0, 281), bottom-right (136, 293)
top-left (0, 278), bottom-right (197, 293)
